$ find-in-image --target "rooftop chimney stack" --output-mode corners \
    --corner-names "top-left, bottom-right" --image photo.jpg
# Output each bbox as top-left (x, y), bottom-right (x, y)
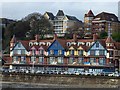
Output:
top-left (53, 33), bottom-right (57, 40)
top-left (73, 33), bottom-right (77, 41)
top-left (93, 34), bottom-right (98, 41)
top-left (35, 35), bottom-right (39, 41)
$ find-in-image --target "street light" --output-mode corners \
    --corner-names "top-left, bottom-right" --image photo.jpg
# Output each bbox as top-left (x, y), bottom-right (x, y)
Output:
top-left (32, 60), bottom-right (35, 74)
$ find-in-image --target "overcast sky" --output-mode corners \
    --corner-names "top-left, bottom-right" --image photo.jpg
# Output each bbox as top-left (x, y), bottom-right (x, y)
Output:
top-left (1, 0), bottom-right (120, 21)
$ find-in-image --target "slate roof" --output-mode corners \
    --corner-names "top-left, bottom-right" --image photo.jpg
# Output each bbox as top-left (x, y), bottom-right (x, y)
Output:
top-left (85, 10), bottom-right (94, 17)
top-left (10, 34), bottom-right (120, 52)
top-left (46, 12), bottom-right (55, 20)
top-left (20, 40), bottom-right (29, 51)
top-left (66, 15), bottom-right (81, 22)
top-left (94, 12), bottom-right (119, 22)
top-left (56, 10), bottom-right (65, 16)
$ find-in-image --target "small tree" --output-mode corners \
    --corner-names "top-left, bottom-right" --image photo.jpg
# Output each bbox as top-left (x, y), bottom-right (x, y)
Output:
top-left (65, 22), bottom-right (84, 39)
top-left (112, 31), bottom-right (120, 42)
top-left (99, 31), bottom-right (108, 39)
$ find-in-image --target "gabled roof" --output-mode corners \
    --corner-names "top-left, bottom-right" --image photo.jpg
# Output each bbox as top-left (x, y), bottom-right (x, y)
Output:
top-left (106, 36), bottom-right (114, 43)
top-left (20, 40), bottom-right (29, 51)
top-left (11, 40), bottom-right (29, 51)
top-left (85, 10), bottom-right (94, 17)
top-left (47, 39), bottom-right (65, 50)
top-left (87, 40), bottom-right (107, 52)
top-left (66, 15), bottom-right (80, 22)
top-left (56, 10), bottom-right (64, 16)
top-left (94, 12), bottom-right (119, 22)
top-left (45, 12), bottom-right (55, 20)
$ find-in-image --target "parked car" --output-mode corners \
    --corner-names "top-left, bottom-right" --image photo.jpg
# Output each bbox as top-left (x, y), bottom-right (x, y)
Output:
top-left (3, 69), bottom-right (9, 73)
top-left (63, 71), bottom-right (68, 74)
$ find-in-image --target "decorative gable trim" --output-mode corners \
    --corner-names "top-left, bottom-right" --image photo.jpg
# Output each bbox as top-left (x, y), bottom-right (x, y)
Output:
top-left (87, 40), bottom-right (107, 52)
top-left (69, 46), bottom-right (74, 50)
top-left (11, 42), bottom-right (26, 51)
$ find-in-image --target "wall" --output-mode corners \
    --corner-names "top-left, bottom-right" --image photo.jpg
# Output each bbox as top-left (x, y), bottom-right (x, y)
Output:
top-left (1, 74), bottom-right (120, 88)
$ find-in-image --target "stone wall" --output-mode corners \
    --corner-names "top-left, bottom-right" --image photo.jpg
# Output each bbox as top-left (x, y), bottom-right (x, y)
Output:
top-left (1, 74), bottom-right (120, 88)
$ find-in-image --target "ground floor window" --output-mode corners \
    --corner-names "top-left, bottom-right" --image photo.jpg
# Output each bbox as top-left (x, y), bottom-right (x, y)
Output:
top-left (49, 57), bottom-right (56, 65)
top-left (68, 57), bottom-right (74, 64)
top-left (78, 58), bottom-right (83, 64)
top-left (57, 57), bottom-right (64, 64)
top-left (90, 58), bottom-right (96, 65)
top-left (12, 56), bottom-right (18, 64)
top-left (38, 57), bottom-right (44, 64)
top-left (99, 58), bottom-right (105, 65)
top-left (20, 56), bottom-right (26, 64)
top-left (31, 56), bottom-right (36, 63)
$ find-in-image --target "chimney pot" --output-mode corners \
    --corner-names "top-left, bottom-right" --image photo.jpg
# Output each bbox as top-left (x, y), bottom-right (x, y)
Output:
top-left (73, 33), bottom-right (77, 41)
top-left (35, 35), bottom-right (39, 41)
top-left (93, 34), bottom-right (98, 41)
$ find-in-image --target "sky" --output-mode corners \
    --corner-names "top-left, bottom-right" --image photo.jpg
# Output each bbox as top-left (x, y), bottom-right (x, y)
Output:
top-left (0, 0), bottom-right (120, 21)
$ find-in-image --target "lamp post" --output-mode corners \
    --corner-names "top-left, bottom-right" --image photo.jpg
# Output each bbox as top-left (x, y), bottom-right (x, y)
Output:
top-left (32, 60), bottom-right (35, 74)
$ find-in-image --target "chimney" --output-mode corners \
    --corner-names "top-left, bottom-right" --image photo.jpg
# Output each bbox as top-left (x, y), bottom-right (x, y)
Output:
top-left (53, 33), bottom-right (57, 40)
top-left (73, 33), bottom-right (77, 41)
top-left (35, 35), bottom-right (39, 41)
top-left (93, 34), bottom-right (98, 41)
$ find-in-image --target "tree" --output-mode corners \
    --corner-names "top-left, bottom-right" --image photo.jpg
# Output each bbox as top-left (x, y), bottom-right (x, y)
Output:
top-left (23, 12), bottom-right (54, 39)
top-left (65, 21), bottom-right (84, 39)
top-left (112, 31), bottom-right (120, 42)
top-left (99, 31), bottom-right (108, 39)
top-left (3, 20), bottom-right (30, 51)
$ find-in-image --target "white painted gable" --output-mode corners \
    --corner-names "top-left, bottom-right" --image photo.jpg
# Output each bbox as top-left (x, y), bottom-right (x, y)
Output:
top-left (10, 42), bottom-right (28, 56)
top-left (14, 42), bottom-right (26, 50)
top-left (87, 41), bottom-right (107, 56)
top-left (90, 41), bottom-right (105, 50)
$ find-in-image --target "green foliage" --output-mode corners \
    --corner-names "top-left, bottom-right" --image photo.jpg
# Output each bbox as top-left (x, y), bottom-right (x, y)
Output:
top-left (23, 12), bottom-right (54, 39)
top-left (112, 31), bottom-right (120, 42)
top-left (2, 12), bottom-right (54, 51)
top-left (99, 31), bottom-right (108, 39)
top-left (65, 22), bottom-right (84, 39)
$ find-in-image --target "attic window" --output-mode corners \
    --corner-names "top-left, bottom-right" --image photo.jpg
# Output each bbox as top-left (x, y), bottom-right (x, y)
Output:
top-left (96, 43), bottom-right (99, 48)
top-left (18, 43), bottom-right (21, 47)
